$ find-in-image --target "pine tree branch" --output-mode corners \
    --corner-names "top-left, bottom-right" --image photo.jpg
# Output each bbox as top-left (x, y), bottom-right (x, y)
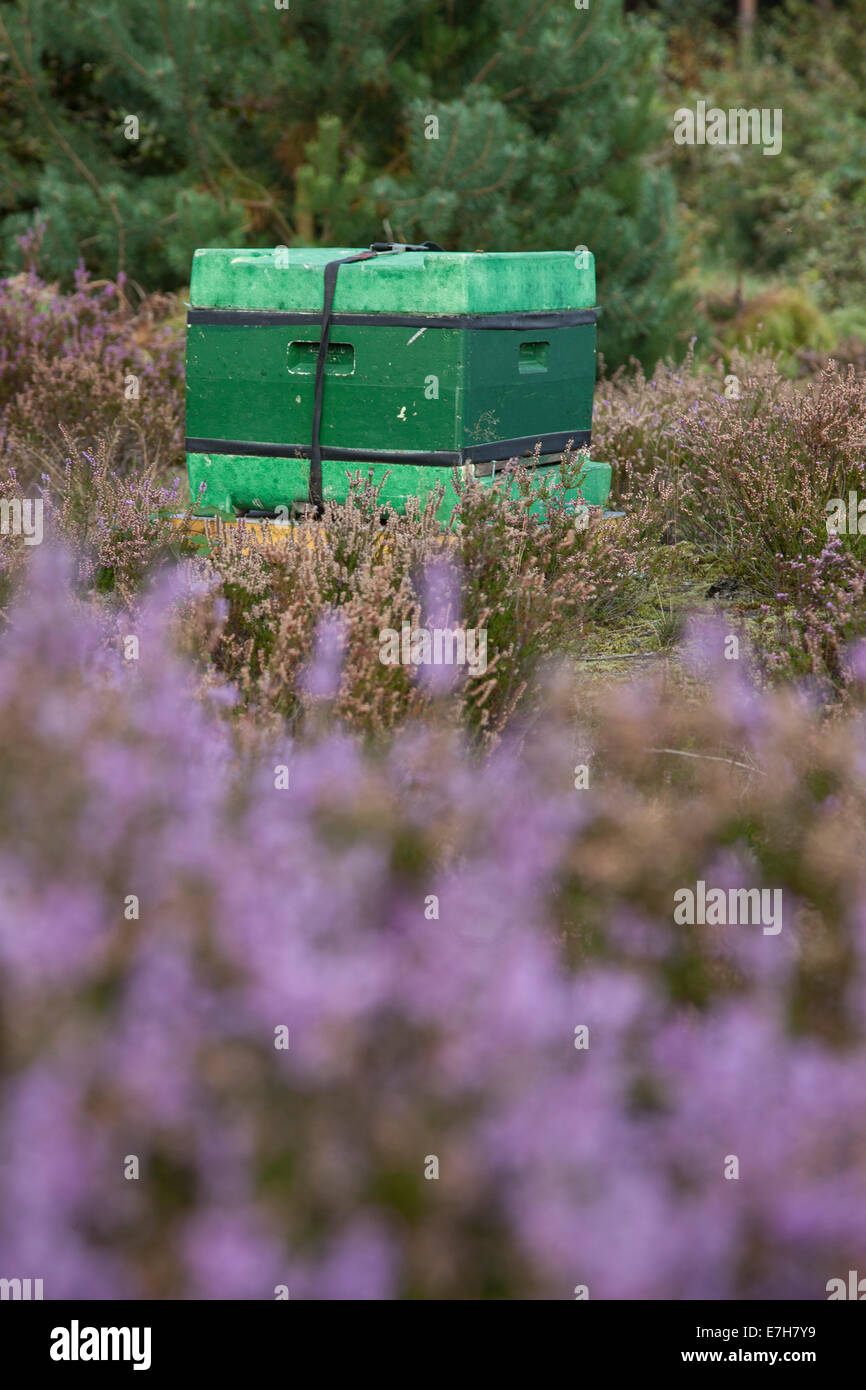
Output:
top-left (155, 0), bottom-right (224, 206)
top-left (209, 143), bottom-right (296, 245)
top-left (420, 100), bottom-right (465, 198)
top-left (467, 0), bottom-right (555, 91)
top-left (560, 150), bottom-right (598, 181)
top-left (558, 0), bottom-right (603, 64)
top-left (606, 203), bottom-right (671, 293)
top-left (239, 0), bottom-right (269, 44)
top-left (100, 18), bottom-right (153, 81)
top-left (109, 192), bottom-right (126, 279)
top-left (459, 151), bottom-right (521, 199)
top-left (0, 10), bottom-right (103, 200)
top-left (342, 31), bottom-right (410, 146)
top-left (0, 6), bottom-right (127, 276)
top-left (333, 0), bottom-right (387, 94)
top-left (467, 51), bottom-right (503, 91)
top-left (515, 0), bottom-right (556, 45)
top-left (553, 49), bottom-right (620, 97)
top-left (452, 109), bottom-right (498, 185)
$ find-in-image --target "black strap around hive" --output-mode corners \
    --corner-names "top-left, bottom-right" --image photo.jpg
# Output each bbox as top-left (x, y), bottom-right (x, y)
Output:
top-left (309, 242), bottom-right (445, 511)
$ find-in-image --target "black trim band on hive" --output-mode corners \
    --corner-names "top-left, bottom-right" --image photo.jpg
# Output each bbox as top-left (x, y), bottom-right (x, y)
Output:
top-left (186, 430), bottom-right (592, 467)
top-left (186, 307), bottom-right (599, 330)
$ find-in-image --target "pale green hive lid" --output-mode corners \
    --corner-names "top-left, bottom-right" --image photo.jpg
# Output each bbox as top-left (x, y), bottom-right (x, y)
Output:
top-left (189, 247), bottom-right (596, 316)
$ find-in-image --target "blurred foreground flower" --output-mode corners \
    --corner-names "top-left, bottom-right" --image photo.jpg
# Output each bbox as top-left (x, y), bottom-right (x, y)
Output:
top-left (2, 549), bottom-right (866, 1299)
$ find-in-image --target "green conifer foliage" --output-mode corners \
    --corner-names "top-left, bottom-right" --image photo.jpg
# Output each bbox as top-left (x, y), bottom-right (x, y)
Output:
top-left (0, 0), bottom-right (687, 366)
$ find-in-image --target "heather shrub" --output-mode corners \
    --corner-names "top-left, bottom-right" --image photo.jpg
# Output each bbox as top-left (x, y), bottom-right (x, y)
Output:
top-left (4, 552), bottom-right (866, 1298)
top-left (593, 341), bottom-right (720, 512)
top-left (205, 488), bottom-right (429, 737)
top-left (51, 434), bottom-right (197, 603)
top-left (590, 344), bottom-right (757, 593)
top-left (0, 472), bottom-right (36, 613)
top-left (757, 540), bottom-right (866, 702)
top-left (665, 359), bottom-right (866, 593)
top-left (202, 462), bottom-right (638, 743)
top-left (0, 436), bottom-right (197, 611)
top-left (0, 260), bottom-right (184, 487)
top-left (597, 349), bottom-right (866, 602)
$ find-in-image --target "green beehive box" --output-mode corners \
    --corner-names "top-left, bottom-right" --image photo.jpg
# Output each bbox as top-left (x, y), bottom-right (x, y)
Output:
top-left (185, 246), bottom-right (611, 519)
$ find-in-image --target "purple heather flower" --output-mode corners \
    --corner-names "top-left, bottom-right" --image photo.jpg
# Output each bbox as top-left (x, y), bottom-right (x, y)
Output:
top-left (301, 611), bottom-right (347, 700)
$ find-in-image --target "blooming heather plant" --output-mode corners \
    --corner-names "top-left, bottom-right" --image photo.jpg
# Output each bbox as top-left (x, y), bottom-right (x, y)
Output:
top-left (0, 261), bottom-right (184, 486)
top-left (51, 432), bottom-right (197, 603)
top-left (0, 437), bottom-right (197, 611)
top-left (595, 346), bottom-right (866, 579)
top-left (756, 538), bottom-right (866, 701)
top-left (592, 339), bottom-right (710, 512)
top-left (665, 358), bottom-right (866, 593)
top-left (200, 464), bottom-right (637, 743)
top-left (2, 550), bottom-right (866, 1298)
top-left (592, 345), bottom-right (866, 696)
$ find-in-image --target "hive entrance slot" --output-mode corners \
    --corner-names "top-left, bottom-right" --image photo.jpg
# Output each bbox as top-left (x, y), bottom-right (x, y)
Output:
top-left (518, 341), bottom-right (550, 373)
top-left (287, 341), bottom-right (356, 375)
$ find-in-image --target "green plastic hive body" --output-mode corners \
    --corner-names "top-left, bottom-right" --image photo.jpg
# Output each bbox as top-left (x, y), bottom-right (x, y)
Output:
top-left (185, 247), bottom-right (611, 518)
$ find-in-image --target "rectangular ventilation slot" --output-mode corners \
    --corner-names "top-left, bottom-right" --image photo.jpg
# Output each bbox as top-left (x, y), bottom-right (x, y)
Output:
top-left (287, 341), bottom-right (355, 375)
top-left (518, 341), bottom-right (550, 373)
